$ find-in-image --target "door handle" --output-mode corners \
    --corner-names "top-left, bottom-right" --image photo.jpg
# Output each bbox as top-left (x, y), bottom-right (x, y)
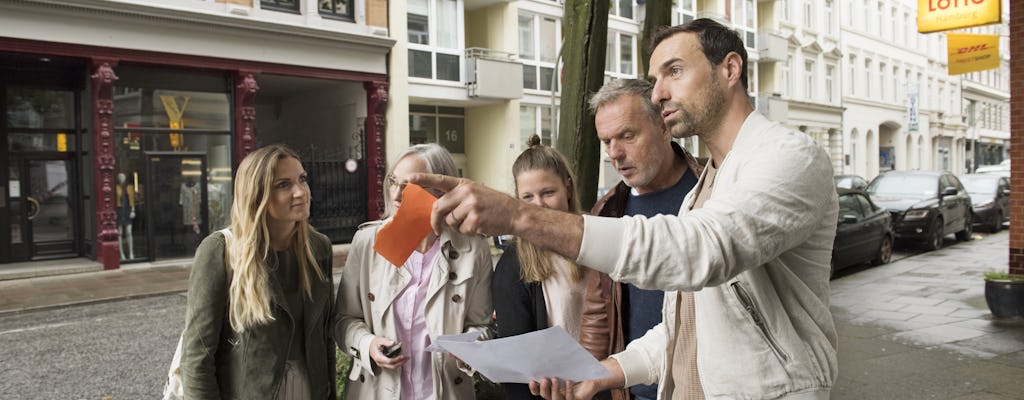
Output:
top-left (26, 196), bottom-right (40, 221)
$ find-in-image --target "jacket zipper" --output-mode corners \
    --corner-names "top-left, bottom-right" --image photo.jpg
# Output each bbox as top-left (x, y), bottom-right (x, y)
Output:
top-left (731, 282), bottom-right (788, 363)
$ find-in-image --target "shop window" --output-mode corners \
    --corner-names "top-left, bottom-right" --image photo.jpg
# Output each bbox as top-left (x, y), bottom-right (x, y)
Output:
top-left (112, 64), bottom-right (232, 262)
top-left (319, 0), bottom-right (354, 21)
top-left (261, 0), bottom-right (300, 13)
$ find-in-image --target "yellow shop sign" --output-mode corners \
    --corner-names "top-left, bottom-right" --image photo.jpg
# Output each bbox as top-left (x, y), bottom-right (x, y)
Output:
top-left (946, 33), bottom-right (1000, 75)
top-left (918, 0), bottom-right (1001, 33)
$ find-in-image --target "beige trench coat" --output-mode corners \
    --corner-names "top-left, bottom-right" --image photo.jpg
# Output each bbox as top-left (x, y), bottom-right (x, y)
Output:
top-left (334, 220), bottom-right (494, 400)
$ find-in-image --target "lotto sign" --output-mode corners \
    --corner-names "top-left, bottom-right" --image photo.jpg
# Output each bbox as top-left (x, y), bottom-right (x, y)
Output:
top-left (946, 33), bottom-right (1000, 75)
top-left (918, 0), bottom-right (1001, 33)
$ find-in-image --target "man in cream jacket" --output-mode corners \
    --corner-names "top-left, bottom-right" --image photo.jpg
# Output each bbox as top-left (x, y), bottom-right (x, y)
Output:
top-left (411, 18), bottom-right (838, 400)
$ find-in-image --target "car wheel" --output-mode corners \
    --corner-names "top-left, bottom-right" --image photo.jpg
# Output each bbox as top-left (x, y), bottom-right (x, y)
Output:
top-left (991, 211), bottom-right (1002, 233)
top-left (955, 211), bottom-right (973, 241)
top-left (871, 235), bottom-right (893, 266)
top-left (924, 217), bottom-right (943, 251)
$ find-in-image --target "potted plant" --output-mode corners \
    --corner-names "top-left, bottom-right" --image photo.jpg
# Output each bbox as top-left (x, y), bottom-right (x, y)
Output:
top-left (983, 270), bottom-right (1024, 320)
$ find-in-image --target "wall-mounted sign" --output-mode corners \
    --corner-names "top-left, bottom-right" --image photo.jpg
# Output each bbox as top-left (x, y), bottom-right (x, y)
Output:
top-left (918, 0), bottom-right (1001, 33)
top-left (947, 33), bottom-right (1000, 75)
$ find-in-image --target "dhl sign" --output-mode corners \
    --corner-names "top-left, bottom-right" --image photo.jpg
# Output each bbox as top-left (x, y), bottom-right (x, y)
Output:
top-left (946, 33), bottom-right (1000, 75)
top-left (918, 0), bottom-right (1001, 33)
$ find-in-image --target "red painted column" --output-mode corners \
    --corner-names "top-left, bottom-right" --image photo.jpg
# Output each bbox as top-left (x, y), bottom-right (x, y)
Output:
top-left (1010, 5), bottom-right (1024, 275)
top-left (364, 81), bottom-right (388, 221)
top-left (234, 71), bottom-right (259, 167)
top-left (91, 59), bottom-right (120, 270)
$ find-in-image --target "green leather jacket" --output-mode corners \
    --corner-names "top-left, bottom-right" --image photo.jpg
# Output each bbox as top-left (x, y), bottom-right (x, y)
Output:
top-left (181, 230), bottom-right (336, 399)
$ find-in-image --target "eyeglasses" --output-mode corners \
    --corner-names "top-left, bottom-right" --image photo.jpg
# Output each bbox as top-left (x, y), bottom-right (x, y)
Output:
top-left (386, 174), bottom-right (407, 192)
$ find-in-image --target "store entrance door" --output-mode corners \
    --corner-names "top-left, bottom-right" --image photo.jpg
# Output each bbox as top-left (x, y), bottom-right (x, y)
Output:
top-left (7, 155), bottom-right (78, 261)
top-left (145, 153), bottom-right (208, 260)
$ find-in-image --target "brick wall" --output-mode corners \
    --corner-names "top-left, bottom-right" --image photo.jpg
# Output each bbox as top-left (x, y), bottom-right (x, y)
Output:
top-left (1010, 3), bottom-right (1023, 275)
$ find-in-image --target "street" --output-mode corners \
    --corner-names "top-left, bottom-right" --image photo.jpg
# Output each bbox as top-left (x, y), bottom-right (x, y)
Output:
top-left (0, 293), bottom-right (185, 399)
top-left (0, 230), bottom-right (1020, 399)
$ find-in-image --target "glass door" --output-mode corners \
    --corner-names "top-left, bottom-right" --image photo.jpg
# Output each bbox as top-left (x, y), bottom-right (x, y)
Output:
top-left (145, 153), bottom-right (208, 260)
top-left (7, 156), bottom-right (77, 260)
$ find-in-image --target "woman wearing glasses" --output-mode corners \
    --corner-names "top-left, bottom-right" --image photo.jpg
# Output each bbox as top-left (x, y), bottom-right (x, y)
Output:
top-left (334, 143), bottom-right (494, 400)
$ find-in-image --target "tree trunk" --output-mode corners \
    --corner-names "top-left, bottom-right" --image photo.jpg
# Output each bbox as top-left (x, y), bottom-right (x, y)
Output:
top-left (640, 0), bottom-right (674, 79)
top-left (556, 0), bottom-right (609, 211)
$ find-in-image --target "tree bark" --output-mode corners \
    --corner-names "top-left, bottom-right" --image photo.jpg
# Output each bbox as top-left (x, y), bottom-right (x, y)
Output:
top-left (557, 0), bottom-right (609, 211)
top-left (640, 0), bottom-right (674, 79)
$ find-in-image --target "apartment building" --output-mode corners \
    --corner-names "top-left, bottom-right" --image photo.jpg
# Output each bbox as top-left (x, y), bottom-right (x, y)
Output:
top-left (0, 0), bottom-right (393, 269)
top-left (387, 0), bottom-right (1010, 193)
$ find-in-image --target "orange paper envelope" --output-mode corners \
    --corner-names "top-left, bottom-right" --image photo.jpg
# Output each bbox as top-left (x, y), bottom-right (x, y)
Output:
top-left (373, 183), bottom-right (437, 267)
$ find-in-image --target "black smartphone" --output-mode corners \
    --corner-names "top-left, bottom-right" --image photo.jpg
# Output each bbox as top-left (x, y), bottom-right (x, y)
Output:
top-left (382, 342), bottom-right (402, 358)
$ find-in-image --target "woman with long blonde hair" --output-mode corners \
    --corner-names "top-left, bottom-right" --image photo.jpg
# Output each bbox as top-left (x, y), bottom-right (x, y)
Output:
top-left (334, 143), bottom-right (493, 400)
top-left (181, 144), bottom-right (336, 399)
top-left (491, 135), bottom-right (610, 400)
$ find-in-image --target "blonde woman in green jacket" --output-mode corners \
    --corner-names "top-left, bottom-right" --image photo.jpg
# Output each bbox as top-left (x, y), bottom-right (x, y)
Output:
top-left (181, 144), bottom-right (336, 399)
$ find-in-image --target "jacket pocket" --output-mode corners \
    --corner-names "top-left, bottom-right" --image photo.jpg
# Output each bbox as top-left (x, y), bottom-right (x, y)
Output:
top-left (730, 281), bottom-right (789, 363)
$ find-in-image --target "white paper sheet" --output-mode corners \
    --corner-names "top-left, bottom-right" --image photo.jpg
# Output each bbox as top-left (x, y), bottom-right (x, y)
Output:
top-left (426, 326), bottom-right (610, 384)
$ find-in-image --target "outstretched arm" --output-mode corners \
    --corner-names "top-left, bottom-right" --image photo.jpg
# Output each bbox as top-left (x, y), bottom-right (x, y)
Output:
top-left (408, 173), bottom-right (584, 260)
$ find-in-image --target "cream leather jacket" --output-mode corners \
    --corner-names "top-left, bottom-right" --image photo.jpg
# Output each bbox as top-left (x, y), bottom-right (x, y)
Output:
top-left (334, 220), bottom-right (494, 400)
top-left (578, 111), bottom-right (839, 400)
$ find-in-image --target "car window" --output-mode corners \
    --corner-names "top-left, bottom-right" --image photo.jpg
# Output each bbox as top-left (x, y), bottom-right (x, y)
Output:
top-left (838, 193), bottom-right (865, 218)
top-left (961, 175), bottom-right (998, 195)
top-left (867, 175), bottom-right (937, 199)
top-left (855, 194), bottom-right (874, 214)
top-left (939, 175), bottom-right (952, 191)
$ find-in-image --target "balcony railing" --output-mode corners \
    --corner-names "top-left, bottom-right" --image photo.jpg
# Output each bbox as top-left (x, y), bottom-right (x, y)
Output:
top-left (465, 48), bottom-right (524, 99)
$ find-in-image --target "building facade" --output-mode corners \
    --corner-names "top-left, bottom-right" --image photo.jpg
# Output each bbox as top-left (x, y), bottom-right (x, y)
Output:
top-left (385, 0), bottom-right (1009, 198)
top-left (0, 0), bottom-right (393, 269)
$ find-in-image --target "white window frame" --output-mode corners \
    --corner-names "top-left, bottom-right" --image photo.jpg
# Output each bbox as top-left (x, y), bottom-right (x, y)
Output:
top-left (826, 64), bottom-right (835, 103)
top-left (605, 31), bottom-right (637, 79)
top-left (674, 0), bottom-right (697, 25)
top-left (610, 0), bottom-right (636, 21)
top-left (520, 104), bottom-right (559, 150)
top-left (804, 60), bottom-right (815, 100)
top-left (519, 12), bottom-right (562, 94)
top-left (407, 0), bottom-right (466, 84)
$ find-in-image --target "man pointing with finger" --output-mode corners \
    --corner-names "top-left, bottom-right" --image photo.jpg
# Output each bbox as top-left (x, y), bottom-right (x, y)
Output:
top-left (411, 18), bottom-right (838, 400)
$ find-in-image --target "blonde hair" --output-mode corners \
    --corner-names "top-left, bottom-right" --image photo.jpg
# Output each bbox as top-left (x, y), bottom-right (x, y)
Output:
top-left (227, 144), bottom-right (325, 332)
top-left (512, 135), bottom-right (584, 283)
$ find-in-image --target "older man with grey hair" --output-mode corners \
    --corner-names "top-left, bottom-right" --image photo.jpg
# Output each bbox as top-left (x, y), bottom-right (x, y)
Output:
top-left (580, 78), bottom-right (703, 400)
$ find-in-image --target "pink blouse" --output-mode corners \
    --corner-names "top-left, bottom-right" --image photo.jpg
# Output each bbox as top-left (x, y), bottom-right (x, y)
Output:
top-left (394, 240), bottom-right (440, 400)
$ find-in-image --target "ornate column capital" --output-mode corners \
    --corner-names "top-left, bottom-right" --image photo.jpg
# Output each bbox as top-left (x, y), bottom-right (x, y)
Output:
top-left (234, 71), bottom-right (260, 166)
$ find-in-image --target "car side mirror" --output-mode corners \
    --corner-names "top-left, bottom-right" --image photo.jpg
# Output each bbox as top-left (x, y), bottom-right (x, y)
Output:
top-left (940, 187), bottom-right (958, 197)
top-left (840, 214), bottom-right (859, 224)
top-left (1002, 188), bottom-right (1011, 197)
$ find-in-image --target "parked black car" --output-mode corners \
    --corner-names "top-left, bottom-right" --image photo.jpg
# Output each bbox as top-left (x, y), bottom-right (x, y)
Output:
top-left (832, 189), bottom-right (893, 276)
top-left (834, 174), bottom-right (869, 191)
top-left (866, 171), bottom-right (973, 251)
top-left (960, 173), bottom-right (1010, 232)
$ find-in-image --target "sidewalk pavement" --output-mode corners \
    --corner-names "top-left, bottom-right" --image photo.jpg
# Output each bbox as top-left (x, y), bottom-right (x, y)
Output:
top-left (830, 231), bottom-right (1024, 399)
top-left (1, 232), bottom-right (1022, 398)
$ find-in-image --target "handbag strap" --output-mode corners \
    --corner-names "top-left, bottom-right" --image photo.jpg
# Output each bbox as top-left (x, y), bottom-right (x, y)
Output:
top-left (219, 228), bottom-right (233, 272)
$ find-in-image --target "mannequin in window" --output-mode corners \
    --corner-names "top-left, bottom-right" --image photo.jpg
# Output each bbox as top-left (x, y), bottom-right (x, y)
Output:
top-left (180, 177), bottom-right (201, 235)
top-left (116, 172), bottom-right (135, 260)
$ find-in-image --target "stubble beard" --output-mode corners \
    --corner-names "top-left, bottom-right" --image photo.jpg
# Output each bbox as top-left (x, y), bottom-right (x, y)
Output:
top-left (666, 74), bottom-right (728, 141)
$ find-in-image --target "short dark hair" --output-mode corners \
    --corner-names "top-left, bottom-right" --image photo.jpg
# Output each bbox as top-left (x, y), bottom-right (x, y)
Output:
top-left (649, 18), bottom-right (748, 90)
